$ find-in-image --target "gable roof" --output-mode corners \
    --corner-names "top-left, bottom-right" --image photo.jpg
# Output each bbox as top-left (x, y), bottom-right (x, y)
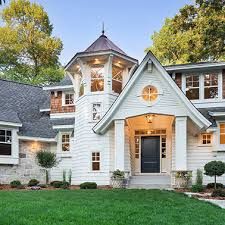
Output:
top-left (0, 79), bottom-right (57, 139)
top-left (84, 34), bottom-right (127, 55)
top-left (93, 51), bottom-right (211, 134)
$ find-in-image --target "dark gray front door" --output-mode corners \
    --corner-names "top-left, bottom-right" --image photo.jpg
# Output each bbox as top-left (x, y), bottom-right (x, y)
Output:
top-left (141, 136), bottom-right (160, 173)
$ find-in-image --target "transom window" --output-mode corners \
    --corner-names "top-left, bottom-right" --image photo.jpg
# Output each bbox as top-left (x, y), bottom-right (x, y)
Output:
top-left (204, 73), bottom-right (218, 99)
top-left (64, 93), bottom-right (74, 105)
top-left (141, 85), bottom-right (158, 103)
top-left (201, 133), bottom-right (212, 145)
top-left (0, 129), bottom-right (12, 155)
top-left (186, 75), bottom-right (199, 100)
top-left (112, 65), bottom-right (123, 94)
top-left (91, 66), bottom-right (104, 92)
top-left (61, 133), bottom-right (70, 151)
top-left (92, 152), bottom-right (100, 171)
top-left (92, 103), bottom-right (102, 121)
top-left (220, 124), bottom-right (225, 144)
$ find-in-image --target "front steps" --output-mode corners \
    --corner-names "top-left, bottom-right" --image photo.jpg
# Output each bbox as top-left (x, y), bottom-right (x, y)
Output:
top-left (128, 174), bottom-right (171, 189)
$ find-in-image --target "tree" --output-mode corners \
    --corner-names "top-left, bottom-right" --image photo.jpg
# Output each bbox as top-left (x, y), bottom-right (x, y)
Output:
top-left (36, 150), bottom-right (57, 184)
top-left (147, 0), bottom-right (225, 65)
top-left (204, 161), bottom-right (225, 190)
top-left (0, 0), bottom-right (64, 85)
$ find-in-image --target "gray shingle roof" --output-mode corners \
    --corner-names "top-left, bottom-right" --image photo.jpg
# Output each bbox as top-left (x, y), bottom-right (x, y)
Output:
top-left (198, 107), bottom-right (225, 127)
top-left (51, 118), bottom-right (75, 126)
top-left (45, 74), bottom-right (73, 88)
top-left (0, 79), bottom-right (57, 138)
top-left (84, 34), bottom-right (127, 55)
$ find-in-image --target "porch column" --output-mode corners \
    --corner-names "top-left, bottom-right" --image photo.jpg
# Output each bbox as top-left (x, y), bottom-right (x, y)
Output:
top-left (114, 119), bottom-right (125, 171)
top-left (175, 116), bottom-right (187, 170)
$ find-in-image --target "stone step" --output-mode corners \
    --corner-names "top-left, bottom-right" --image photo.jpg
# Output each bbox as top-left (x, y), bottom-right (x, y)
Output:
top-left (128, 184), bottom-right (172, 189)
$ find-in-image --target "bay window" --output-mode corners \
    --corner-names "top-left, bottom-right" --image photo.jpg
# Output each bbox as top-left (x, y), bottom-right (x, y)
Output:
top-left (0, 129), bottom-right (12, 155)
top-left (91, 66), bottom-right (104, 92)
top-left (204, 73), bottom-right (218, 99)
top-left (186, 75), bottom-right (199, 100)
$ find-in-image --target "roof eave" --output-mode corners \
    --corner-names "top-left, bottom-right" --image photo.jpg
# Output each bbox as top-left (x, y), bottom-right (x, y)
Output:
top-left (43, 85), bottom-right (74, 91)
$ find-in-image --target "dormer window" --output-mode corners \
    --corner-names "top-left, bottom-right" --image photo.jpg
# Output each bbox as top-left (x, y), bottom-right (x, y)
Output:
top-left (112, 65), bottom-right (123, 94)
top-left (204, 73), bottom-right (218, 99)
top-left (91, 65), bottom-right (104, 92)
top-left (62, 92), bottom-right (74, 106)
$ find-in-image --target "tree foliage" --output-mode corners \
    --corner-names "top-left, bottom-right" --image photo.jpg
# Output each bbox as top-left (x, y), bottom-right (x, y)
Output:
top-left (204, 161), bottom-right (225, 189)
top-left (0, 0), bottom-right (64, 84)
top-left (148, 0), bottom-right (225, 65)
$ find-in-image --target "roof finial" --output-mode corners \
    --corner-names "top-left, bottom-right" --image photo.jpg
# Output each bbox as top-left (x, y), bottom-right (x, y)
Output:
top-left (102, 22), bottom-right (105, 35)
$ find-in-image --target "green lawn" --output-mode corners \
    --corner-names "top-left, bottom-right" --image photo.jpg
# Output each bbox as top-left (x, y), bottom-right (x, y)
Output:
top-left (0, 189), bottom-right (224, 225)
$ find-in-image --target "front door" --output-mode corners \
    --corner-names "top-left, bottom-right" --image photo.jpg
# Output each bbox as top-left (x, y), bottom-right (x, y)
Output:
top-left (141, 136), bottom-right (160, 173)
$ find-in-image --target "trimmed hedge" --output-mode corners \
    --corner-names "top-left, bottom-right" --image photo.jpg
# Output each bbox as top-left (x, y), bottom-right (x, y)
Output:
top-left (10, 180), bottom-right (21, 188)
top-left (191, 184), bottom-right (204, 193)
top-left (80, 182), bottom-right (97, 189)
top-left (207, 183), bottom-right (224, 189)
top-left (212, 189), bottom-right (225, 197)
top-left (50, 181), bottom-right (63, 188)
top-left (28, 179), bottom-right (39, 187)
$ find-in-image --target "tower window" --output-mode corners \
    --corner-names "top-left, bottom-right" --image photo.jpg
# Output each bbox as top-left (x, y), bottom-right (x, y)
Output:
top-left (112, 65), bottom-right (123, 94)
top-left (91, 66), bottom-right (104, 92)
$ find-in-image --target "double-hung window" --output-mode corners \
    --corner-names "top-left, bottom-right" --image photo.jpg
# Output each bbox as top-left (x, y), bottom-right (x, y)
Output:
top-left (186, 75), bottom-right (199, 100)
top-left (204, 73), bottom-right (218, 99)
top-left (0, 129), bottom-right (12, 155)
top-left (92, 152), bottom-right (100, 171)
top-left (61, 133), bottom-right (70, 151)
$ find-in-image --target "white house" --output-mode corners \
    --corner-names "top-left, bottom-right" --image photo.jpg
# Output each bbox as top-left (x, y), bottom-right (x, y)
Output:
top-left (0, 32), bottom-right (225, 188)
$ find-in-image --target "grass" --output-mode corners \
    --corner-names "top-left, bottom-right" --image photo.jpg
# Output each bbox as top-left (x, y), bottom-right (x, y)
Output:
top-left (0, 189), bottom-right (224, 225)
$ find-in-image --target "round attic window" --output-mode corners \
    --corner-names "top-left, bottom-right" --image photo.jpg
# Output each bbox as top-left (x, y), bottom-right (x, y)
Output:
top-left (141, 85), bottom-right (158, 103)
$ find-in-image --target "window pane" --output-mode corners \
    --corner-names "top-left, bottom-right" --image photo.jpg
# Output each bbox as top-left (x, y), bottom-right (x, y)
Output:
top-left (112, 66), bottom-right (123, 94)
top-left (204, 87), bottom-right (218, 99)
top-left (204, 74), bottom-right (218, 99)
top-left (186, 88), bottom-right (199, 100)
top-left (91, 66), bottom-right (104, 92)
top-left (0, 136), bottom-right (5, 142)
top-left (186, 75), bottom-right (199, 100)
top-left (0, 143), bottom-right (11, 155)
top-left (92, 162), bottom-right (100, 171)
top-left (0, 130), bottom-right (5, 136)
top-left (62, 143), bottom-right (70, 151)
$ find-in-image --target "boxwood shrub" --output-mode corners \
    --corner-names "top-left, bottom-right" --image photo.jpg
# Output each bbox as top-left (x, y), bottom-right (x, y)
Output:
top-left (207, 183), bottom-right (224, 189)
top-left (10, 180), bottom-right (21, 188)
top-left (191, 184), bottom-right (204, 193)
top-left (28, 179), bottom-right (39, 187)
top-left (80, 182), bottom-right (97, 189)
top-left (212, 189), bottom-right (225, 197)
top-left (50, 181), bottom-right (63, 188)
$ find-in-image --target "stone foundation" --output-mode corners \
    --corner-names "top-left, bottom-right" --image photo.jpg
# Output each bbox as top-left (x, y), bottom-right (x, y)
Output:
top-left (0, 141), bottom-right (51, 184)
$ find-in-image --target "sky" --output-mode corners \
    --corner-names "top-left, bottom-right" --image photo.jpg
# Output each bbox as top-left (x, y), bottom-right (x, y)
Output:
top-left (2, 0), bottom-right (193, 65)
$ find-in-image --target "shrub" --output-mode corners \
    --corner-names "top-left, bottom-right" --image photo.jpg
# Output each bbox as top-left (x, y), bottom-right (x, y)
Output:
top-left (28, 179), bottom-right (39, 187)
top-left (39, 184), bottom-right (47, 188)
top-left (196, 169), bottom-right (203, 186)
top-left (80, 182), bottom-right (97, 189)
top-left (50, 181), bottom-right (63, 188)
top-left (10, 180), bottom-right (21, 188)
top-left (191, 184), bottom-right (204, 193)
top-left (207, 183), bottom-right (224, 189)
top-left (212, 189), bottom-right (225, 197)
top-left (111, 170), bottom-right (125, 179)
top-left (36, 150), bottom-right (57, 184)
top-left (61, 181), bottom-right (70, 189)
top-left (204, 161), bottom-right (225, 189)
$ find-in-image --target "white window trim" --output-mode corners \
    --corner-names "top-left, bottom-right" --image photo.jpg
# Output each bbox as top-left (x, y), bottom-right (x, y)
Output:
top-left (62, 92), bottom-right (75, 106)
top-left (198, 133), bottom-right (213, 147)
top-left (183, 70), bottom-right (222, 103)
top-left (90, 151), bottom-right (101, 172)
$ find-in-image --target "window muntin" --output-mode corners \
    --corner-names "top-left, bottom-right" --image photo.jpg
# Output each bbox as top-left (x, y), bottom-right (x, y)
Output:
top-left (112, 66), bottom-right (123, 94)
top-left (186, 75), bottom-right (199, 100)
top-left (220, 124), bottom-right (225, 144)
top-left (141, 85), bottom-right (158, 103)
top-left (92, 103), bottom-right (102, 121)
top-left (201, 133), bottom-right (212, 145)
top-left (204, 73), bottom-right (218, 99)
top-left (92, 152), bottom-right (100, 171)
top-left (91, 66), bottom-right (104, 92)
top-left (64, 93), bottom-right (74, 105)
top-left (0, 129), bottom-right (12, 155)
top-left (61, 133), bottom-right (70, 151)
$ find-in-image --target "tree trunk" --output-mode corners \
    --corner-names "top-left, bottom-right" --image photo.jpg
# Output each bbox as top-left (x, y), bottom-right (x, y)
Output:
top-left (214, 175), bottom-right (217, 190)
top-left (46, 169), bottom-right (49, 184)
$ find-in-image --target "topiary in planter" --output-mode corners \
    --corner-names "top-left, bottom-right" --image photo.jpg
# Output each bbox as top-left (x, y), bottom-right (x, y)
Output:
top-left (204, 161), bottom-right (225, 190)
top-left (80, 182), bottom-right (97, 189)
top-left (10, 180), bottom-right (21, 188)
top-left (111, 170), bottom-right (126, 189)
top-left (28, 179), bottom-right (40, 187)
